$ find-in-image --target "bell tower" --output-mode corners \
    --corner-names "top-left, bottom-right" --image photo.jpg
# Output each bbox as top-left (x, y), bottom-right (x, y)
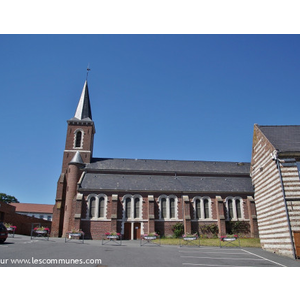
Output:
top-left (51, 80), bottom-right (95, 237)
top-left (61, 80), bottom-right (95, 173)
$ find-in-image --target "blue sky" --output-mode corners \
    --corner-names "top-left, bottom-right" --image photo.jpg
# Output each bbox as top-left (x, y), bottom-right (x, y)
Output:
top-left (1, 34), bottom-right (300, 205)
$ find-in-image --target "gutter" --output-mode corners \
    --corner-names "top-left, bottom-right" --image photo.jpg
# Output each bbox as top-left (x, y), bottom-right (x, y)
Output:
top-left (272, 150), bottom-right (297, 259)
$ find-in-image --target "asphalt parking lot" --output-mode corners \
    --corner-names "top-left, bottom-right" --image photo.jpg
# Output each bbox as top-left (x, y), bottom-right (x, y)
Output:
top-left (1, 234), bottom-right (299, 267)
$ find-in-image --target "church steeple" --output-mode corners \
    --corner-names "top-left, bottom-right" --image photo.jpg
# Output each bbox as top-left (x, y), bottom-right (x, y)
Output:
top-left (73, 80), bottom-right (92, 121)
top-left (61, 80), bottom-right (96, 172)
top-left (52, 77), bottom-right (96, 238)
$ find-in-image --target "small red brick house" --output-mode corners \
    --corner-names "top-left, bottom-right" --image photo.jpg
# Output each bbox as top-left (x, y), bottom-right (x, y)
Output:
top-left (51, 80), bottom-right (258, 240)
top-left (10, 203), bottom-right (54, 221)
top-left (251, 124), bottom-right (300, 259)
top-left (0, 202), bottom-right (52, 235)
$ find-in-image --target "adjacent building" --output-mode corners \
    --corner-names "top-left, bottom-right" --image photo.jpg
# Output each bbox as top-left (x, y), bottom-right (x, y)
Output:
top-left (0, 202), bottom-right (52, 235)
top-left (10, 203), bottom-right (54, 221)
top-left (251, 124), bottom-right (300, 259)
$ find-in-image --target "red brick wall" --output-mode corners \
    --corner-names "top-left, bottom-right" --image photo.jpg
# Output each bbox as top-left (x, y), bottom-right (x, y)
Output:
top-left (1, 202), bottom-right (51, 236)
top-left (62, 164), bottom-right (83, 236)
top-left (62, 123), bottom-right (94, 171)
top-left (76, 192), bottom-right (256, 239)
top-left (81, 220), bottom-right (111, 239)
top-left (51, 173), bottom-right (67, 237)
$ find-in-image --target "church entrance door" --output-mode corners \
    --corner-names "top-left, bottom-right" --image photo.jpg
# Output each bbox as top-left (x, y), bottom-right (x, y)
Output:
top-left (123, 222), bottom-right (141, 240)
top-left (124, 222), bottom-right (131, 240)
top-left (134, 222), bottom-right (141, 240)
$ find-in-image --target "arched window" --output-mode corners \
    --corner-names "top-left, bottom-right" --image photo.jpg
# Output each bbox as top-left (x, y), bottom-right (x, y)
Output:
top-left (204, 199), bottom-right (209, 219)
top-left (86, 194), bottom-right (107, 219)
top-left (158, 195), bottom-right (178, 220)
top-left (74, 129), bottom-right (83, 148)
top-left (228, 199), bottom-right (233, 219)
top-left (99, 196), bottom-right (105, 218)
top-left (75, 131), bottom-right (82, 147)
top-left (170, 197), bottom-right (175, 219)
top-left (236, 199), bottom-right (242, 219)
top-left (193, 197), bottom-right (211, 219)
top-left (226, 197), bottom-right (244, 220)
top-left (125, 197), bottom-right (131, 218)
top-left (134, 197), bottom-right (140, 218)
top-left (89, 196), bottom-right (96, 218)
top-left (195, 199), bottom-right (201, 219)
top-left (122, 195), bottom-right (143, 220)
top-left (161, 197), bottom-right (167, 218)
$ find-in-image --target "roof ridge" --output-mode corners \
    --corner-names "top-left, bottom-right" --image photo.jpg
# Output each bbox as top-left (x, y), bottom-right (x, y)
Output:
top-left (258, 124), bottom-right (300, 128)
top-left (90, 157), bottom-right (250, 164)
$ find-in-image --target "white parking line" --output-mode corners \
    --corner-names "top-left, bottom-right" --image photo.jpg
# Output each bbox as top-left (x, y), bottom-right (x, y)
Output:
top-left (181, 256), bottom-right (264, 261)
top-left (180, 247), bottom-right (288, 267)
top-left (182, 263), bottom-right (244, 267)
top-left (179, 251), bottom-right (249, 255)
top-left (241, 249), bottom-right (287, 267)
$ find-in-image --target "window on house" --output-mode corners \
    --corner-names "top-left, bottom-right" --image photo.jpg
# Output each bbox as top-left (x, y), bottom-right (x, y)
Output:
top-left (125, 197), bottom-right (131, 218)
top-left (89, 197), bottom-right (96, 218)
top-left (193, 197), bottom-right (211, 219)
top-left (123, 195), bottom-right (142, 219)
top-left (87, 194), bottom-right (107, 219)
top-left (196, 199), bottom-right (201, 219)
top-left (236, 199), bottom-right (242, 219)
top-left (228, 199), bottom-right (233, 219)
top-left (161, 198), bottom-right (167, 218)
top-left (226, 197), bottom-right (243, 220)
top-left (134, 197), bottom-right (140, 218)
top-left (159, 195), bottom-right (178, 219)
top-left (99, 196), bottom-right (105, 218)
top-left (75, 130), bottom-right (82, 148)
top-left (170, 198), bottom-right (175, 218)
top-left (204, 199), bottom-right (209, 219)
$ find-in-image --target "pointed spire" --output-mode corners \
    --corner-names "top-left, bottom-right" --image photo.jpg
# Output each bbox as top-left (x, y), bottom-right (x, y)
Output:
top-left (74, 80), bottom-right (92, 121)
top-left (69, 151), bottom-right (84, 165)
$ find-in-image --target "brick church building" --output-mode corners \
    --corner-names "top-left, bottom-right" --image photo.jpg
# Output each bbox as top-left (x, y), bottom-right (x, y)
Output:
top-left (51, 80), bottom-right (258, 240)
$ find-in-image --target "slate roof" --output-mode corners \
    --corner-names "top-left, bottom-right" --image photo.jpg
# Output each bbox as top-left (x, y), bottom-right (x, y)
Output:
top-left (80, 158), bottom-right (253, 194)
top-left (69, 80), bottom-right (93, 122)
top-left (80, 173), bottom-right (253, 194)
top-left (70, 151), bottom-right (84, 165)
top-left (86, 158), bottom-right (250, 176)
top-left (258, 125), bottom-right (300, 153)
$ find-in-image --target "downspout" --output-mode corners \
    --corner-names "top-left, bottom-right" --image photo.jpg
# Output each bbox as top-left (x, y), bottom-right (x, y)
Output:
top-left (272, 150), bottom-right (296, 259)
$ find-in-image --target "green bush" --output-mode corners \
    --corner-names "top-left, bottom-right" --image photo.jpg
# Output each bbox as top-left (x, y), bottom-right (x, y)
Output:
top-left (172, 222), bottom-right (184, 238)
top-left (226, 221), bottom-right (250, 236)
top-left (199, 224), bottom-right (219, 238)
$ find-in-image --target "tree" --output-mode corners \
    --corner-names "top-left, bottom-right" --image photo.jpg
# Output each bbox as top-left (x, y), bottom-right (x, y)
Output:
top-left (0, 193), bottom-right (19, 203)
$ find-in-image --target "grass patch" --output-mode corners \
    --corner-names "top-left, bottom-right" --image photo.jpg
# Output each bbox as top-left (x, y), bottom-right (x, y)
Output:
top-left (158, 237), bottom-right (261, 248)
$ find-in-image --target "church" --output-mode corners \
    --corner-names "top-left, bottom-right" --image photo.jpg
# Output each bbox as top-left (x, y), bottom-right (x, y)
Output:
top-left (51, 79), bottom-right (258, 240)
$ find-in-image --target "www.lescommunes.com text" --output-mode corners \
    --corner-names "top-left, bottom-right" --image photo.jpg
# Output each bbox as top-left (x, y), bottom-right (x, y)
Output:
top-left (0, 257), bottom-right (102, 265)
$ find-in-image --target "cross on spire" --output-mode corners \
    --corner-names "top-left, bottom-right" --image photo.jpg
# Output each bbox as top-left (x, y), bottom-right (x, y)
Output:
top-left (86, 64), bottom-right (91, 81)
